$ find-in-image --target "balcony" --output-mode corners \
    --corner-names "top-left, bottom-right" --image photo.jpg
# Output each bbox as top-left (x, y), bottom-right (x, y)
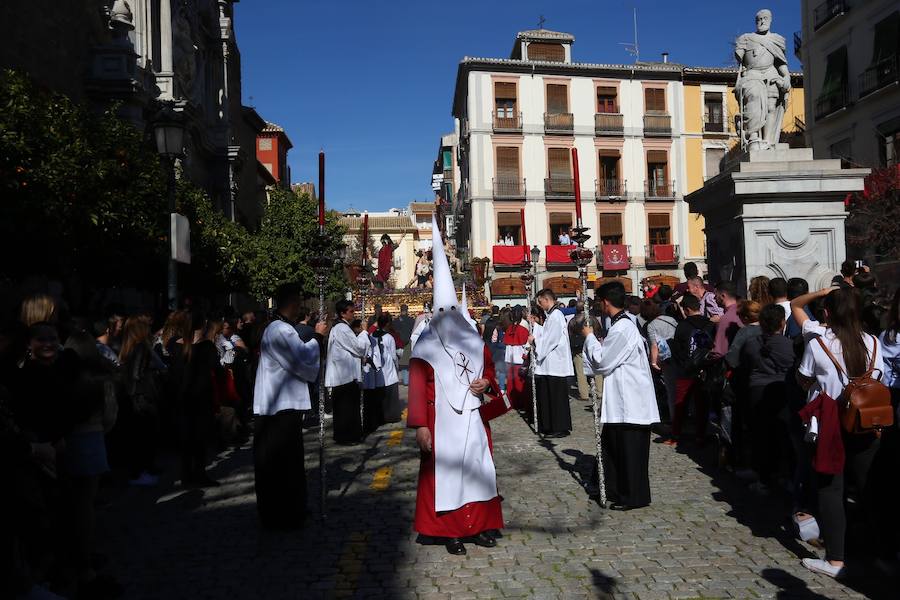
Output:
top-left (544, 177), bottom-right (575, 199)
top-left (598, 244), bottom-right (630, 271)
top-left (858, 56), bottom-right (898, 100)
top-left (643, 114), bottom-right (672, 136)
top-left (492, 111), bottom-right (523, 133)
top-left (814, 0), bottom-right (848, 30)
top-left (594, 113), bottom-right (624, 136)
top-left (596, 178), bottom-right (625, 199)
top-left (645, 244), bottom-right (680, 267)
top-left (493, 177), bottom-right (526, 199)
top-left (545, 244), bottom-right (577, 270)
top-left (703, 118), bottom-right (725, 133)
top-left (793, 30), bottom-right (802, 60)
top-left (544, 112), bottom-right (574, 134)
top-left (645, 180), bottom-right (677, 200)
top-left (492, 245), bottom-right (529, 270)
top-left (815, 86), bottom-right (850, 120)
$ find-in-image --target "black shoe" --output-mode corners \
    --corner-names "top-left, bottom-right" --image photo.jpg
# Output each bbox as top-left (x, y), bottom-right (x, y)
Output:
top-left (487, 529), bottom-right (503, 539)
top-left (445, 538), bottom-right (466, 555)
top-left (471, 532), bottom-right (497, 548)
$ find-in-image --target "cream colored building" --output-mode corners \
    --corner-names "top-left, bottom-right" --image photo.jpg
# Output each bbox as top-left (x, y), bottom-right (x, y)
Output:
top-left (448, 28), bottom-right (804, 296)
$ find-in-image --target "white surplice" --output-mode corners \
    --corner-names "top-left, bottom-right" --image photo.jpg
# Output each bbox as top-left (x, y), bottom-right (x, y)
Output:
top-left (533, 308), bottom-right (574, 377)
top-left (253, 320), bottom-right (320, 415)
top-left (583, 314), bottom-right (660, 425)
top-left (324, 321), bottom-right (369, 388)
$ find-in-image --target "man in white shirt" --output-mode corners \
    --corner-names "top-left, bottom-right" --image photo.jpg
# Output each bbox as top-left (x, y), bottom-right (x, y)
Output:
top-left (583, 285), bottom-right (660, 510)
top-left (528, 289), bottom-right (574, 436)
top-left (558, 230), bottom-right (571, 245)
top-left (325, 299), bottom-right (370, 443)
top-left (253, 284), bottom-right (327, 530)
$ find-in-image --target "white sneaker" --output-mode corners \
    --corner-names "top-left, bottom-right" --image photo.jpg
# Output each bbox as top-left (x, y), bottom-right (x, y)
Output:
top-left (802, 558), bottom-right (844, 578)
top-left (793, 515), bottom-right (821, 543)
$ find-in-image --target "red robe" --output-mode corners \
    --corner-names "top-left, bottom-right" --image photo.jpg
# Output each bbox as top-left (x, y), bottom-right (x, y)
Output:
top-left (407, 345), bottom-right (509, 538)
top-left (503, 324), bottom-right (530, 410)
top-left (377, 244), bottom-right (393, 283)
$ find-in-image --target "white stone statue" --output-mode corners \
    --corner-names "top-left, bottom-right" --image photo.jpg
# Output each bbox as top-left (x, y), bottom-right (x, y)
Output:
top-left (734, 9), bottom-right (791, 150)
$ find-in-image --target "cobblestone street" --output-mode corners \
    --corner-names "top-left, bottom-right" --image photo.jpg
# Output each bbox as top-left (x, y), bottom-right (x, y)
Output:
top-left (98, 389), bottom-right (891, 599)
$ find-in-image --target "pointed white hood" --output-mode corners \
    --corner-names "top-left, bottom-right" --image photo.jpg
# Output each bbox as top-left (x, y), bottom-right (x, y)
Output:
top-left (430, 214), bottom-right (457, 311)
top-left (460, 282), bottom-right (478, 331)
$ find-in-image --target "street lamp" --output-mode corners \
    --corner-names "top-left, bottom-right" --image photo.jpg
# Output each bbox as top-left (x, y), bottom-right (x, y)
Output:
top-left (529, 245), bottom-right (541, 295)
top-left (153, 103), bottom-right (185, 311)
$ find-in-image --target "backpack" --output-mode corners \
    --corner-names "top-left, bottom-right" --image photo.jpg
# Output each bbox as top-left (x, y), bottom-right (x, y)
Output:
top-left (686, 327), bottom-right (716, 375)
top-left (815, 336), bottom-right (893, 434)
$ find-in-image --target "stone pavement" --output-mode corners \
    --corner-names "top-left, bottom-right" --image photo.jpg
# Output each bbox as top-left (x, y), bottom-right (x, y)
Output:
top-left (97, 388), bottom-right (894, 599)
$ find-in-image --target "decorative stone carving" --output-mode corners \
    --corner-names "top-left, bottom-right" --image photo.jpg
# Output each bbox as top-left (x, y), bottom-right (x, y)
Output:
top-left (734, 9), bottom-right (791, 150)
top-left (173, 8), bottom-right (198, 101)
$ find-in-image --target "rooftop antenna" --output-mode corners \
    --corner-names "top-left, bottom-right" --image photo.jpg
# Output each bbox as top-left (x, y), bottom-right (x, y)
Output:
top-left (618, 8), bottom-right (639, 63)
top-left (537, 15), bottom-right (546, 29)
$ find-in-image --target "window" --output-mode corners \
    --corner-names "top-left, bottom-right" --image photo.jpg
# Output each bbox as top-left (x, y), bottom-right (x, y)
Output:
top-left (817, 46), bottom-right (849, 117)
top-left (496, 147), bottom-right (520, 179)
top-left (647, 150), bottom-right (668, 196)
top-left (528, 42), bottom-right (565, 62)
top-left (648, 213), bottom-right (671, 245)
top-left (829, 138), bottom-right (852, 162)
top-left (644, 88), bottom-right (666, 113)
top-left (704, 92), bottom-right (724, 131)
top-left (871, 12), bottom-right (899, 64)
top-left (705, 148), bottom-right (726, 179)
top-left (598, 151), bottom-right (620, 195)
top-left (258, 138), bottom-right (272, 151)
top-left (880, 130), bottom-right (900, 167)
top-left (546, 84), bottom-right (568, 114)
top-left (549, 212), bottom-right (573, 244)
top-left (497, 212), bottom-right (522, 245)
top-left (548, 148), bottom-right (571, 180)
top-left (598, 213), bottom-right (623, 245)
top-left (597, 86), bottom-right (618, 113)
top-left (442, 149), bottom-right (453, 170)
top-left (494, 82), bottom-right (517, 119)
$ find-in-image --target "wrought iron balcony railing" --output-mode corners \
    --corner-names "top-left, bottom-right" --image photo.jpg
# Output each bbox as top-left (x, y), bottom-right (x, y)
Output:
top-left (544, 177), bottom-right (575, 199)
top-left (492, 111), bottom-right (523, 133)
top-left (594, 113), bottom-right (624, 136)
top-left (815, 86), bottom-right (850, 119)
top-left (596, 178), bottom-right (624, 198)
top-left (493, 177), bottom-right (526, 199)
top-left (645, 180), bottom-right (677, 199)
top-left (544, 112), bottom-right (574, 134)
top-left (858, 56), bottom-right (898, 99)
top-left (814, 0), bottom-right (848, 30)
top-left (643, 114), bottom-right (672, 136)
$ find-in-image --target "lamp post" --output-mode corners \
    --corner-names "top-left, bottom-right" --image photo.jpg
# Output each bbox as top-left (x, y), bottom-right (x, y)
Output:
top-left (153, 103), bottom-right (185, 310)
top-left (529, 245), bottom-right (540, 295)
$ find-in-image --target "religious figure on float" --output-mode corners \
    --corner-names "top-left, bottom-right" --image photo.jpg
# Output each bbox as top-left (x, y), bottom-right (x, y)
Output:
top-left (734, 9), bottom-right (791, 150)
top-left (375, 234), bottom-right (398, 289)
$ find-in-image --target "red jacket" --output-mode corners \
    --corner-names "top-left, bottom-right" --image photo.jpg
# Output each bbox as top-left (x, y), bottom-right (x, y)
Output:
top-left (798, 392), bottom-right (845, 475)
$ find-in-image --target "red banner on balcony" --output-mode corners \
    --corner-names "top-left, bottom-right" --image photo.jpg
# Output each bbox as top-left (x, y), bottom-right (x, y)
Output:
top-left (545, 244), bottom-right (576, 264)
top-left (601, 244), bottom-right (629, 271)
top-left (493, 245), bottom-right (528, 266)
top-left (651, 244), bottom-right (676, 264)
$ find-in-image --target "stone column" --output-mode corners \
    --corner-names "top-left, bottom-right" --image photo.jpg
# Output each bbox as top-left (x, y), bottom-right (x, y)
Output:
top-left (160, 0), bottom-right (173, 72)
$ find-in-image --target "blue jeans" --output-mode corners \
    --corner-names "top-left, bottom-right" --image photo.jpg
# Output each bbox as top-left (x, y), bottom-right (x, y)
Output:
top-left (399, 366), bottom-right (409, 386)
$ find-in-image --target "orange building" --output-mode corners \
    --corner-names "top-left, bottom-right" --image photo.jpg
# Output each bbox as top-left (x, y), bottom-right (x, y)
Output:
top-left (256, 122), bottom-right (293, 187)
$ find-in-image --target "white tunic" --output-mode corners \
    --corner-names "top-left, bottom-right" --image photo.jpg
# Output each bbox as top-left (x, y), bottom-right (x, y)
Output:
top-left (324, 321), bottom-right (369, 388)
top-left (253, 320), bottom-right (320, 415)
top-left (363, 332), bottom-right (399, 389)
top-left (534, 308), bottom-right (574, 377)
top-left (583, 314), bottom-right (661, 425)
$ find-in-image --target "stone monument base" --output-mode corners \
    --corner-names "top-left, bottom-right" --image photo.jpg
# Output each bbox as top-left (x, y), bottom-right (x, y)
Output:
top-left (686, 144), bottom-right (869, 292)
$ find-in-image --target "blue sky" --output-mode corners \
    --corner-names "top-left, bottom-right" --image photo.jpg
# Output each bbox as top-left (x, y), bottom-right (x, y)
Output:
top-left (235, 1), bottom-right (801, 212)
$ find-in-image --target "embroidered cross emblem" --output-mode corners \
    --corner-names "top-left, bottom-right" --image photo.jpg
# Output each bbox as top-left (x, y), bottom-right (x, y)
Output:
top-left (456, 352), bottom-right (474, 383)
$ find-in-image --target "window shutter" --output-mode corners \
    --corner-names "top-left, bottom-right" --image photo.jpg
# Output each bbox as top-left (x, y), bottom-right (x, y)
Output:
top-left (822, 46), bottom-right (848, 96)
top-left (598, 149), bottom-right (620, 157)
top-left (645, 88), bottom-right (665, 112)
top-left (548, 148), bottom-right (570, 178)
top-left (495, 82), bottom-right (517, 100)
top-left (497, 212), bottom-right (521, 226)
top-left (597, 86), bottom-right (618, 113)
top-left (529, 42), bottom-right (565, 62)
top-left (599, 213), bottom-right (623, 237)
top-left (647, 150), bottom-right (668, 163)
top-left (546, 84), bottom-right (568, 113)
top-left (549, 212), bottom-right (572, 225)
top-left (648, 213), bottom-right (670, 229)
top-left (496, 147), bottom-right (519, 177)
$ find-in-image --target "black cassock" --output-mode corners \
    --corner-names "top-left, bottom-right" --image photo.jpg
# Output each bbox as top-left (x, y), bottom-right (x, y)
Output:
top-left (535, 375), bottom-right (572, 434)
top-left (254, 409), bottom-right (306, 529)
top-left (331, 381), bottom-right (362, 443)
top-left (601, 423), bottom-right (651, 508)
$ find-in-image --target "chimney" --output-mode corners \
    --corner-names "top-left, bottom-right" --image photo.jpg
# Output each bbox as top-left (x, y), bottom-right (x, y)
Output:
top-left (662, 52), bottom-right (669, 63)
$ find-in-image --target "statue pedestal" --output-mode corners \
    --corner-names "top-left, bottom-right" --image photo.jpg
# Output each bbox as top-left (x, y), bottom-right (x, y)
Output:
top-left (686, 144), bottom-right (869, 292)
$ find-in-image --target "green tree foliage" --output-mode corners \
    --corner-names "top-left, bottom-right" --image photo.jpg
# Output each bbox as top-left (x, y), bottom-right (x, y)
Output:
top-left (245, 187), bottom-right (347, 301)
top-left (0, 69), bottom-right (167, 287)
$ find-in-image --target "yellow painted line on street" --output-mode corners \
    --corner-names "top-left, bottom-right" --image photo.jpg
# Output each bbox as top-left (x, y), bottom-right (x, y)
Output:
top-left (370, 466), bottom-right (393, 491)
top-left (331, 531), bottom-right (369, 599)
top-left (386, 429), bottom-right (404, 447)
top-left (401, 408), bottom-right (408, 421)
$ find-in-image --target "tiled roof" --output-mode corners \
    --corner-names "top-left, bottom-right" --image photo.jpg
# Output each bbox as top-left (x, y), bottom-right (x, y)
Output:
top-left (409, 202), bottom-right (436, 212)
top-left (340, 215), bottom-right (416, 232)
top-left (263, 122), bottom-right (285, 133)
top-left (459, 57), bottom-right (802, 77)
top-left (517, 29), bottom-right (575, 42)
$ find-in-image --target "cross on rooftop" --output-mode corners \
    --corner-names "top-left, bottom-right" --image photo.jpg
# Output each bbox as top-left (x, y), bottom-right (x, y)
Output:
top-left (537, 15), bottom-right (546, 29)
